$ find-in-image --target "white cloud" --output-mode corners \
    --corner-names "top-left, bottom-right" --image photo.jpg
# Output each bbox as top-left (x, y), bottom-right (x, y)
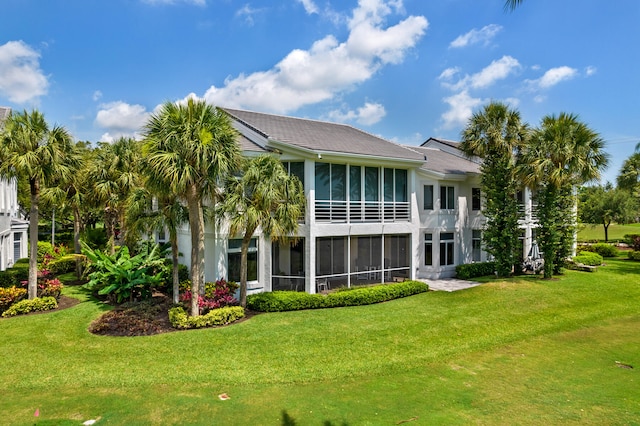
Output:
top-left (0, 40), bottom-right (49, 103)
top-left (235, 4), bottom-right (266, 26)
top-left (449, 24), bottom-right (502, 49)
top-left (93, 90), bottom-right (103, 101)
top-left (95, 101), bottom-right (150, 141)
top-left (390, 131), bottom-right (424, 145)
top-left (440, 90), bottom-right (484, 130)
top-left (585, 66), bottom-right (597, 76)
top-left (203, 0), bottom-right (428, 113)
top-left (528, 66), bottom-right (577, 89)
top-left (297, 0), bottom-right (318, 15)
top-left (327, 101), bottom-right (387, 125)
top-left (439, 56), bottom-right (520, 92)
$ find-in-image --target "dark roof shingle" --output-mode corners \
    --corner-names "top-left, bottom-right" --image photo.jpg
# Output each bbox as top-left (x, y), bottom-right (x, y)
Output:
top-left (221, 107), bottom-right (422, 161)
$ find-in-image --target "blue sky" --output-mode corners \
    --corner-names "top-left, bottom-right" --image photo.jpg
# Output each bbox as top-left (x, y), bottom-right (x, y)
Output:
top-left (1, 0), bottom-right (638, 183)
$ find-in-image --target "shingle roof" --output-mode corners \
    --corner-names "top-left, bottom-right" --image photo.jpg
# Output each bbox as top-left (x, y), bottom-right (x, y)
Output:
top-left (421, 137), bottom-right (461, 149)
top-left (410, 145), bottom-right (480, 175)
top-left (221, 107), bottom-right (422, 161)
top-left (237, 133), bottom-right (268, 153)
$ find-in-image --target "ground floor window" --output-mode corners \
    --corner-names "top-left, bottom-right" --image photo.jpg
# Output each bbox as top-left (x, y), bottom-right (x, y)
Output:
top-left (13, 232), bottom-right (22, 263)
top-left (440, 232), bottom-right (454, 266)
top-left (272, 238), bottom-right (305, 291)
top-left (425, 233), bottom-right (433, 266)
top-left (472, 230), bottom-right (482, 262)
top-left (228, 238), bottom-right (258, 283)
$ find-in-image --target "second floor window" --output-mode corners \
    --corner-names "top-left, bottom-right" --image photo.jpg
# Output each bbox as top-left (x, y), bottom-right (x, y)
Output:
top-left (423, 185), bottom-right (434, 210)
top-left (472, 188), bottom-right (481, 211)
top-left (440, 186), bottom-right (455, 210)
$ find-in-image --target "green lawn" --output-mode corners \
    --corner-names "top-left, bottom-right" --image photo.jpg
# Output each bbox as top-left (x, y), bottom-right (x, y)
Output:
top-left (2, 259), bottom-right (640, 425)
top-left (578, 222), bottom-right (640, 242)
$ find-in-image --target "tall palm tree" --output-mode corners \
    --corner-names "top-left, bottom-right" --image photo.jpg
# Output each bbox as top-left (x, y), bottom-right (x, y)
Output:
top-left (89, 137), bottom-right (142, 254)
top-left (41, 140), bottom-right (90, 277)
top-left (217, 154), bottom-right (306, 307)
top-left (617, 152), bottom-right (640, 196)
top-left (518, 113), bottom-right (609, 277)
top-left (0, 110), bottom-right (78, 298)
top-left (143, 99), bottom-right (241, 317)
top-left (126, 186), bottom-right (188, 303)
top-left (460, 101), bottom-right (528, 277)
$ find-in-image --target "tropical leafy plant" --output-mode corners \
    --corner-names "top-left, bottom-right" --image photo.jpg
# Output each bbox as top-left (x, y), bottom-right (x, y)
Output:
top-left (82, 243), bottom-right (167, 303)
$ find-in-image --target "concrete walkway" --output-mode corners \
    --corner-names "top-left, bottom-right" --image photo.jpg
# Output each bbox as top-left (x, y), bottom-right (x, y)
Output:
top-left (419, 278), bottom-right (482, 292)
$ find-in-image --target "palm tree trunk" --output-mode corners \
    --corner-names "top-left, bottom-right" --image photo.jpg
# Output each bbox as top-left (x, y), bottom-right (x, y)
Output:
top-left (28, 178), bottom-right (40, 300)
top-left (170, 230), bottom-right (180, 304)
top-left (186, 184), bottom-right (205, 316)
top-left (73, 207), bottom-right (83, 279)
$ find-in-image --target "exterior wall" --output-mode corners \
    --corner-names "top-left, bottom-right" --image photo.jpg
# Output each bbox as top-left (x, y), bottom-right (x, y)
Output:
top-left (0, 178), bottom-right (28, 271)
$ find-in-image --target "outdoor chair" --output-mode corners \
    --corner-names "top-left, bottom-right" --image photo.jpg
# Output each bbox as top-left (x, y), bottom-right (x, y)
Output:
top-left (316, 278), bottom-right (329, 293)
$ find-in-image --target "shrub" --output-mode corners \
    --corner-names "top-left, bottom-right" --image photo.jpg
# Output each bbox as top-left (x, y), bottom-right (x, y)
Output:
top-left (82, 244), bottom-right (167, 303)
top-left (247, 281), bottom-right (429, 313)
top-left (590, 243), bottom-right (618, 258)
top-left (0, 271), bottom-right (16, 288)
top-left (179, 279), bottom-right (238, 313)
top-left (2, 297), bottom-right (57, 317)
top-left (627, 251), bottom-right (640, 261)
top-left (14, 258), bottom-right (29, 265)
top-left (168, 306), bottom-right (245, 329)
top-left (573, 251), bottom-right (604, 266)
top-left (37, 241), bottom-right (54, 264)
top-left (9, 263), bottom-right (29, 282)
top-left (82, 228), bottom-right (108, 250)
top-left (0, 286), bottom-right (28, 312)
top-left (456, 262), bottom-right (496, 279)
top-left (39, 278), bottom-right (63, 299)
top-left (48, 254), bottom-right (84, 275)
top-left (624, 234), bottom-right (640, 251)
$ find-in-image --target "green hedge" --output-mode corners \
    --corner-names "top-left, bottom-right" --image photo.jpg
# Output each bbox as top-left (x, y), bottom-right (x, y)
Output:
top-left (247, 281), bottom-right (429, 313)
top-left (573, 251), bottom-right (604, 266)
top-left (578, 243), bottom-right (618, 258)
top-left (168, 306), bottom-right (245, 329)
top-left (48, 254), bottom-right (84, 275)
top-left (2, 296), bottom-right (57, 317)
top-left (0, 265), bottom-right (29, 288)
top-left (455, 262), bottom-right (496, 279)
top-left (627, 251), bottom-right (640, 261)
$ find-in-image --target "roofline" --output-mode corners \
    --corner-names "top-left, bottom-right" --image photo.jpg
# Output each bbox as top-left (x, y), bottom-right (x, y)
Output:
top-left (268, 139), bottom-right (425, 165)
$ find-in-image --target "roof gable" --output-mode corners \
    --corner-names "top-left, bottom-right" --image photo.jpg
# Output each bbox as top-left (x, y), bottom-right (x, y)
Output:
top-left (221, 107), bottom-right (422, 162)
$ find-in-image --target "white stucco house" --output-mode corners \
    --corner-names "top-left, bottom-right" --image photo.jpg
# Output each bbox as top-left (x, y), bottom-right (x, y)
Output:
top-left (175, 108), bottom-right (538, 293)
top-left (0, 107), bottom-right (29, 271)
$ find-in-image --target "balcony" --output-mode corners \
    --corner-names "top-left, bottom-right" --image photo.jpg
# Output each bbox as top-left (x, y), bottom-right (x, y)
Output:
top-left (315, 200), bottom-right (410, 223)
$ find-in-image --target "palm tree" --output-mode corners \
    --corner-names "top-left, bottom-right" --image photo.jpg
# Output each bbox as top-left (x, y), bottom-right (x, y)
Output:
top-left (617, 152), bottom-right (640, 196)
top-left (518, 113), bottom-right (609, 278)
top-left (217, 154), bottom-right (306, 307)
top-left (505, 0), bottom-right (525, 10)
top-left (126, 187), bottom-right (188, 303)
top-left (89, 137), bottom-right (142, 254)
top-left (460, 101), bottom-right (528, 277)
top-left (0, 110), bottom-right (78, 298)
top-left (143, 99), bottom-right (241, 317)
top-left (41, 140), bottom-right (90, 277)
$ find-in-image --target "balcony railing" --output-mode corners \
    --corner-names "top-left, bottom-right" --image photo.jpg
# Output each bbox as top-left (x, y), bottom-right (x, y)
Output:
top-left (315, 200), bottom-right (410, 223)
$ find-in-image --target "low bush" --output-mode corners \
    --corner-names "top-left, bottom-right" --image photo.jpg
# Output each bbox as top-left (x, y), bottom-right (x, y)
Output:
top-left (9, 263), bottom-right (29, 282)
top-left (590, 243), bottom-right (618, 258)
top-left (456, 262), bottom-right (496, 279)
top-left (627, 251), bottom-right (640, 261)
top-left (1, 296), bottom-right (57, 317)
top-left (14, 258), bottom-right (29, 265)
top-left (0, 286), bottom-right (28, 312)
top-left (0, 271), bottom-right (16, 288)
top-left (37, 241), bottom-right (54, 264)
top-left (247, 281), bottom-right (429, 313)
top-left (48, 254), bottom-right (84, 275)
top-left (168, 306), bottom-right (245, 329)
top-left (573, 251), bottom-right (604, 266)
top-left (179, 279), bottom-right (238, 313)
top-left (623, 234), bottom-right (640, 251)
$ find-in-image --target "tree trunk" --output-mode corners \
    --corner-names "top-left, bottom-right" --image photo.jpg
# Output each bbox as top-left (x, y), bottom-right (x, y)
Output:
top-left (28, 178), bottom-right (40, 300)
top-left (170, 230), bottom-right (180, 304)
top-left (604, 221), bottom-right (610, 242)
top-left (186, 185), bottom-right (205, 317)
top-left (73, 207), bottom-right (83, 279)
